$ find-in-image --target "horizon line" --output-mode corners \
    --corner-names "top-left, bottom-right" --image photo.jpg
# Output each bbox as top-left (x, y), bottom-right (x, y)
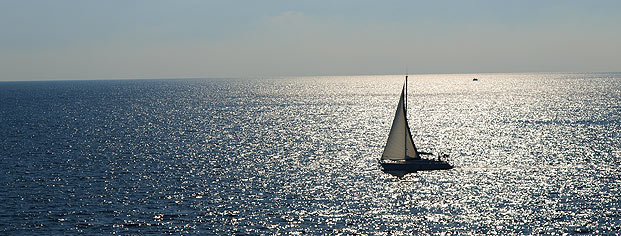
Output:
top-left (1, 71), bottom-right (620, 83)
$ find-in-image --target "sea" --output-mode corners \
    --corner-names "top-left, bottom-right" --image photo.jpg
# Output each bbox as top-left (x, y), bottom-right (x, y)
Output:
top-left (0, 73), bottom-right (620, 235)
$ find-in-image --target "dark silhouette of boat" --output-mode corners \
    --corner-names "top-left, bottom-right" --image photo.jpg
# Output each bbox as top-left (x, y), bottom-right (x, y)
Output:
top-left (379, 75), bottom-right (453, 175)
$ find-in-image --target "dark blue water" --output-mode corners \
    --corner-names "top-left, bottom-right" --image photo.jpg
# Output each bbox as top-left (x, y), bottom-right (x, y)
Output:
top-left (1, 73), bottom-right (620, 234)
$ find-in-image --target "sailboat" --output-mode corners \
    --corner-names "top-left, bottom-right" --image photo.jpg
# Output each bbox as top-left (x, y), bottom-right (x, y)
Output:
top-left (380, 75), bottom-right (453, 174)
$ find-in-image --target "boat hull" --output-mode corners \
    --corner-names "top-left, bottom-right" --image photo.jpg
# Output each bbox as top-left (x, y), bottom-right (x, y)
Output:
top-left (380, 159), bottom-right (453, 173)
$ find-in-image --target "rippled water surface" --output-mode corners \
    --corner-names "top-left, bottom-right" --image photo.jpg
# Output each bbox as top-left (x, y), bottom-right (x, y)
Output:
top-left (1, 73), bottom-right (620, 234)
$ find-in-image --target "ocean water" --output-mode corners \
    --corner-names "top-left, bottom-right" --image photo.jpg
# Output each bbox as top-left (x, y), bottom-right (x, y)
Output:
top-left (0, 73), bottom-right (620, 235)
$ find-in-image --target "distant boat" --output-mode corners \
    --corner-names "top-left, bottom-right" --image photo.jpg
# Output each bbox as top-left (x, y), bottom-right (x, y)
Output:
top-left (380, 75), bottom-right (453, 175)
top-left (472, 78), bottom-right (478, 81)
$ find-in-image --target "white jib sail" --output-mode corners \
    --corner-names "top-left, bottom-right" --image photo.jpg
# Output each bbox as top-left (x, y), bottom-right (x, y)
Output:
top-left (381, 86), bottom-right (420, 160)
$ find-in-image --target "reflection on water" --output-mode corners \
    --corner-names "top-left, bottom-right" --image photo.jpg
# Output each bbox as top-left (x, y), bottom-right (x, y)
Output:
top-left (0, 73), bottom-right (620, 234)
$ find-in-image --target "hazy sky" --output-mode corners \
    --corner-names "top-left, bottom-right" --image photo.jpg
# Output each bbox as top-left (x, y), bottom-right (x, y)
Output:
top-left (1, 0), bottom-right (620, 81)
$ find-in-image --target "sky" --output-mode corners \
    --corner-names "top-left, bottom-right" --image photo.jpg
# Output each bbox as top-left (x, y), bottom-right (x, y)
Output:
top-left (1, 0), bottom-right (620, 81)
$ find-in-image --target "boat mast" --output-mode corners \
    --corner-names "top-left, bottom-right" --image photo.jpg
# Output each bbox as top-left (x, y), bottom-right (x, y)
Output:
top-left (405, 74), bottom-right (407, 116)
top-left (404, 74), bottom-right (408, 159)
top-left (405, 67), bottom-right (408, 114)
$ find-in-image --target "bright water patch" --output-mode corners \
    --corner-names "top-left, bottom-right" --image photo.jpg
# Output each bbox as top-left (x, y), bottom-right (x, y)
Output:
top-left (0, 73), bottom-right (620, 234)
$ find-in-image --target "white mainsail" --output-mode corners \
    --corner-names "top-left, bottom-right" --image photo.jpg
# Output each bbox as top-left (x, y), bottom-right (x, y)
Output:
top-left (381, 85), bottom-right (420, 160)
